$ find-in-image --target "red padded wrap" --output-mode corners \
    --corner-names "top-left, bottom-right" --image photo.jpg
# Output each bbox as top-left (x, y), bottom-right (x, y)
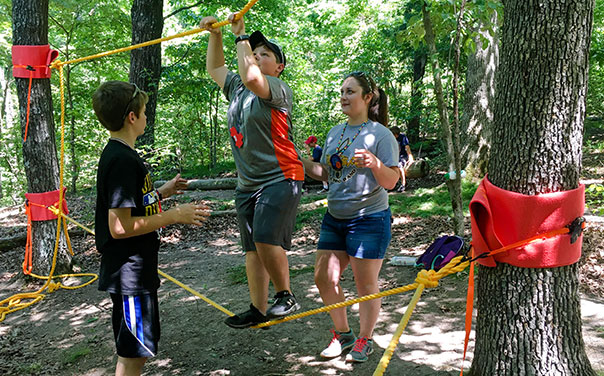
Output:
top-left (12, 45), bottom-right (59, 79)
top-left (25, 188), bottom-right (68, 221)
top-left (469, 176), bottom-right (584, 268)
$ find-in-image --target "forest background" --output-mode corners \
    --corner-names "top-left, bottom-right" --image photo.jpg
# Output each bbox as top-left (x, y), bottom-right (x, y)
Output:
top-left (1, 1), bottom-right (604, 375)
top-left (1, 0), bottom-right (600, 203)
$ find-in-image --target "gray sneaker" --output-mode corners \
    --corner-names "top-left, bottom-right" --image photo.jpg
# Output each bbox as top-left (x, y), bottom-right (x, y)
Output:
top-left (345, 336), bottom-right (374, 362)
top-left (320, 329), bottom-right (356, 358)
top-left (266, 290), bottom-right (300, 318)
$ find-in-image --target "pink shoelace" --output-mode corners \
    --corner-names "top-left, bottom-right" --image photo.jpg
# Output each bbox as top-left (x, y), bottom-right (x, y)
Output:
top-left (352, 336), bottom-right (369, 352)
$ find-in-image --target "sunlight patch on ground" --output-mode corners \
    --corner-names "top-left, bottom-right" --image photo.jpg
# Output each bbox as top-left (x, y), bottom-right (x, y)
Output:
top-left (209, 238), bottom-right (237, 247)
top-left (374, 324), bottom-right (473, 371)
top-left (392, 216), bottom-right (413, 226)
top-left (60, 303), bottom-right (102, 326)
top-left (285, 353), bottom-right (353, 373)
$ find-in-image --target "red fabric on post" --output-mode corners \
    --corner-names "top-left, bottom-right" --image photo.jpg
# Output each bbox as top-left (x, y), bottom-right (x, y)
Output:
top-left (469, 176), bottom-right (584, 268)
top-left (12, 45), bottom-right (59, 79)
top-left (25, 188), bottom-right (69, 221)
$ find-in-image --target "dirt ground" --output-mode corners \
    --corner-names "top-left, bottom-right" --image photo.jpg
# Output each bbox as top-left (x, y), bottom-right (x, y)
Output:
top-left (1, 180), bottom-right (603, 376)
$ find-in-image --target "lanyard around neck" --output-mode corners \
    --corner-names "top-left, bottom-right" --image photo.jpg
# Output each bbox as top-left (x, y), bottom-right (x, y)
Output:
top-left (335, 121), bottom-right (367, 154)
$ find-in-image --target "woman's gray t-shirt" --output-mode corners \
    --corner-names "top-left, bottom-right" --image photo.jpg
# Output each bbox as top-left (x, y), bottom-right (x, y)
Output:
top-left (321, 120), bottom-right (398, 219)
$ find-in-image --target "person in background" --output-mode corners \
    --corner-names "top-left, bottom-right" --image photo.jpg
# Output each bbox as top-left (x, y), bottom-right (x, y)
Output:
top-left (302, 71), bottom-right (399, 363)
top-left (304, 135), bottom-right (329, 193)
top-left (389, 126), bottom-right (414, 192)
top-left (201, 13), bottom-right (304, 329)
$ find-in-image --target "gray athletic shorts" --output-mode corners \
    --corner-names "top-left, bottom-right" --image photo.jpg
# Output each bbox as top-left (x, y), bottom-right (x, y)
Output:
top-left (235, 179), bottom-right (302, 252)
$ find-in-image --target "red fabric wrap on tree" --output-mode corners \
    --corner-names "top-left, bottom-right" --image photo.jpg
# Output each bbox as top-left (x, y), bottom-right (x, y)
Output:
top-left (25, 188), bottom-right (69, 221)
top-left (12, 44), bottom-right (59, 79)
top-left (469, 176), bottom-right (584, 268)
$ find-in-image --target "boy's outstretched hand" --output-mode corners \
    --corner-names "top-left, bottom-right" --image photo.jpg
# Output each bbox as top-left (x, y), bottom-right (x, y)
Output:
top-left (173, 202), bottom-right (211, 226)
top-left (158, 173), bottom-right (188, 199)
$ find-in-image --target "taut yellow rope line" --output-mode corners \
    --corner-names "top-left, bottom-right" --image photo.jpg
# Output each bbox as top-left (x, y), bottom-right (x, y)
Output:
top-left (252, 256), bottom-right (470, 329)
top-left (372, 256), bottom-right (470, 376)
top-left (49, 0), bottom-right (258, 69)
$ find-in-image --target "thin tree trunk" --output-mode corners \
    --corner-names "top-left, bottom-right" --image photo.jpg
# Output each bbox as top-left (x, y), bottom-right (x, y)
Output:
top-left (470, 0), bottom-right (596, 374)
top-left (130, 0), bottom-right (163, 151)
top-left (422, 2), bottom-right (464, 235)
top-left (12, 0), bottom-right (71, 274)
top-left (408, 48), bottom-right (426, 145)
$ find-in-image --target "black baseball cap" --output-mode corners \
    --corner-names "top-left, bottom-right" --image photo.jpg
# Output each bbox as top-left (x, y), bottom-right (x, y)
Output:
top-left (249, 30), bottom-right (286, 67)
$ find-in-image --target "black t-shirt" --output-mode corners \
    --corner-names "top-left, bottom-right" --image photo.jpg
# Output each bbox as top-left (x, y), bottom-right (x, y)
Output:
top-left (95, 140), bottom-right (161, 294)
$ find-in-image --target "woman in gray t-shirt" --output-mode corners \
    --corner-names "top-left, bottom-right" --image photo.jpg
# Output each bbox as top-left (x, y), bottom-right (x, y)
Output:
top-left (303, 72), bottom-right (400, 363)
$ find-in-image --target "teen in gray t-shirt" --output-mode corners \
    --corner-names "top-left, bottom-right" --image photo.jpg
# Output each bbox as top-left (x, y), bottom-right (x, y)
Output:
top-left (201, 13), bottom-right (303, 329)
top-left (302, 71), bottom-right (399, 362)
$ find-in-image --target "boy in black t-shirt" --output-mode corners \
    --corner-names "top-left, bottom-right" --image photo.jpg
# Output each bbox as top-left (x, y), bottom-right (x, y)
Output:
top-left (93, 81), bottom-right (210, 376)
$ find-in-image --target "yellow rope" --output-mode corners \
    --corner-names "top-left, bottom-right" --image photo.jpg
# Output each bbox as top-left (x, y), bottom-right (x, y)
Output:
top-left (158, 270), bottom-right (235, 317)
top-left (372, 257), bottom-right (470, 375)
top-left (49, 0), bottom-right (258, 69)
top-left (253, 256), bottom-right (470, 329)
top-left (3, 0), bottom-right (264, 323)
top-left (374, 284), bottom-right (425, 376)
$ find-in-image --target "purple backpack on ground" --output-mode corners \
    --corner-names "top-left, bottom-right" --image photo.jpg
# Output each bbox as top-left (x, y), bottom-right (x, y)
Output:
top-left (415, 235), bottom-right (464, 271)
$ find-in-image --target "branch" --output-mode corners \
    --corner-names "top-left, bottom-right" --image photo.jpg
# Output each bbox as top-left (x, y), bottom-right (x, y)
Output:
top-left (164, 0), bottom-right (205, 20)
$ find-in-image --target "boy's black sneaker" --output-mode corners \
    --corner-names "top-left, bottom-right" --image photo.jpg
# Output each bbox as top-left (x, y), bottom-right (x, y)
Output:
top-left (266, 290), bottom-right (300, 318)
top-left (224, 304), bottom-right (269, 329)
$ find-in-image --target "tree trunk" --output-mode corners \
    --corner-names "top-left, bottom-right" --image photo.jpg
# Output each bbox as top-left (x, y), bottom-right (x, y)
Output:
top-left (408, 48), bottom-right (426, 145)
top-left (460, 12), bottom-right (498, 179)
top-left (470, 0), bottom-right (596, 374)
top-left (12, 0), bottom-right (71, 274)
top-left (130, 0), bottom-right (163, 151)
top-left (422, 2), bottom-right (464, 236)
top-left (154, 177), bottom-right (238, 191)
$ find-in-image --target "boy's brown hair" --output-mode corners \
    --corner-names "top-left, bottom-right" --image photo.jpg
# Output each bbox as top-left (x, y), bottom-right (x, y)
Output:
top-left (92, 81), bottom-right (148, 131)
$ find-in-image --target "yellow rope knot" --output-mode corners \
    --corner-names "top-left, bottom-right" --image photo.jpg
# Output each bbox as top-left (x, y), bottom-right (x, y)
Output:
top-left (415, 269), bottom-right (439, 288)
top-left (49, 59), bottom-right (63, 70)
top-left (47, 281), bottom-right (61, 292)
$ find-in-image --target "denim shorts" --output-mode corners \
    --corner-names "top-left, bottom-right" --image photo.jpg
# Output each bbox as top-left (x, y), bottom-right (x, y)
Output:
top-left (317, 208), bottom-right (392, 259)
top-left (235, 179), bottom-right (302, 252)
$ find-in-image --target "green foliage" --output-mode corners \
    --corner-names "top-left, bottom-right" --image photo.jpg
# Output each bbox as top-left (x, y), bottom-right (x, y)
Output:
top-left (2, 0), bottom-right (596, 205)
top-left (295, 207), bottom-right (327, 231)
top-left (17, 362), bottom-right (42, 375)
top-left (586, 184), bottom-right (604, 216)
top-left (62, 344), bottom-right (91, 365)
top-left (584, 119), bottom-right (604, 152)
top-left (389, 180), bottom-right (478, 218)
top-left (588, 0), bottom-right (604, 117)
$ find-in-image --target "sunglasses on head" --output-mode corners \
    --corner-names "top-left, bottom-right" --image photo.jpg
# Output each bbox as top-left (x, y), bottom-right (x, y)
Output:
top-left (121, 83), bottom-right (141, 122)
top-left (348, 71), bottom-right (374, 91)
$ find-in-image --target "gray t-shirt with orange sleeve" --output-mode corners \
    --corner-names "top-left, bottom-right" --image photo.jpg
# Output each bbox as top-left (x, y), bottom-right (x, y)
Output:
top-left (223, 71), bottom-right (304, 192)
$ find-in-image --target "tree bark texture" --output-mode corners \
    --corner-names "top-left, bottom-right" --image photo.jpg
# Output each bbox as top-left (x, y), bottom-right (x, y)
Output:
top-left (12, 0), bottom-right (71, 274)
top-left (130, 0), bottom-right (163, 150)
top-left (460, 12), bottom-right (498, 178)
top-left (408, 48), bottom-right (426, 145)
top-left (422, 2), bottom-right (464, 236)
top-left (470, 0), bottom-right (596, 375)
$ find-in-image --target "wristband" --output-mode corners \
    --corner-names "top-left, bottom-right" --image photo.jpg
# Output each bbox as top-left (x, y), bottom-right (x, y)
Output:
top-left (235, 34), bottom-right (250, 44)
top-left (156, 189), bottom-right (163, 201)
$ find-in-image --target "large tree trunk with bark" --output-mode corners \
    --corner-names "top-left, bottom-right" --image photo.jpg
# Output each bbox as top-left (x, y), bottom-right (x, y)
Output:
top-left (130, 0), bottom-right (163, 150)
top-left (460, 12), bottom-right (498, 178)
top-left (469, 0), bottom-right (596, 374)
top-left (12, 0), bottom-right (71, 274)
